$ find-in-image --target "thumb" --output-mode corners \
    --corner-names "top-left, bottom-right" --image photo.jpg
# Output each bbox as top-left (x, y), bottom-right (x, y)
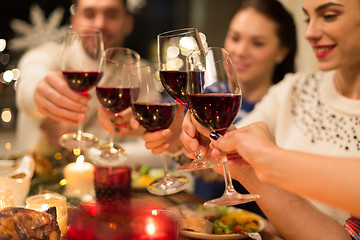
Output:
top-left (209, 131), bottom-right (235, 153)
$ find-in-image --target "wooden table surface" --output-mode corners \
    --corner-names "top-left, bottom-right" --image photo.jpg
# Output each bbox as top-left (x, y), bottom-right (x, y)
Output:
top-left (131, 190), bottom-right (283, 240)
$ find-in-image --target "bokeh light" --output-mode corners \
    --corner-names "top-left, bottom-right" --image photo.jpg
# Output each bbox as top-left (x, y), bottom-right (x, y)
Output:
top-left (12, 69), bottom-right (20, 80)
top-left (167, 46), bottom-right (179, 59)
top-left (3, 70), bottom-right (13, 83)
top-left (1, 108), bottom-right (12, 123)
top-left (0, 39), bottom-right (6, 52)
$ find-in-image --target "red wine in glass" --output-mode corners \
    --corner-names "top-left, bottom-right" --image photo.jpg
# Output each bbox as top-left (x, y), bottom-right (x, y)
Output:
top-left (132, 102), bottom-right (177, 132)
top-left (160, 70), bottom-right (206, 106)
top-left (160, 71), bottom-right (188, 105)
top-left (188, 93), bottom-right (241, 135)
top-left (186, 47), bottom-right (259, 207)
top-left (96, 87), bottom-right (140, 113)
top-left (59, 26), bottom-right (104, 150)
top-left (91, 47), bottom-right (141, 165)
top-left (131, 64), bottom-right (190, 195)
top-left (63, 71), bottom-right (103, 94)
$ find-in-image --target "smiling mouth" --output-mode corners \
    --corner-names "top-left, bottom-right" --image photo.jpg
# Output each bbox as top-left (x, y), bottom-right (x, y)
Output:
top-left (313, 45), bottom-right (336, 58)
top-left (233, 62), bottom-right (250, 71)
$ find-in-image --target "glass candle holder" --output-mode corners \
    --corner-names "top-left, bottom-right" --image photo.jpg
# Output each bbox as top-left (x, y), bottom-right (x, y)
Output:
top-left (131, 209), bottom-right (179, 240)
top-left (94, 166), bottom-right (131, 203)
top-left (0, 189), bottom-right (15, 209)
top-left (25, 193), bottom-right (68, 235)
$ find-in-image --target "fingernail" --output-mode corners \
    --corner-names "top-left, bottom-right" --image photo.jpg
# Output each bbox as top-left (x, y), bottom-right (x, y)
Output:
top-left (110, 118), bottom-right (115, 123)
top-left (209, 132), bottom-right (220, 140)
top-left (114, 127), bottom-right (120, 133)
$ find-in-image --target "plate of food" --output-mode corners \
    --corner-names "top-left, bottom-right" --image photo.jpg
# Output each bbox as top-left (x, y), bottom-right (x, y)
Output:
top-left (178, 205), bottom-right (266, 240)
top-left (131, 165), bottom-right (162, 189)
top-left (131, 165), bottom-right (189, 190)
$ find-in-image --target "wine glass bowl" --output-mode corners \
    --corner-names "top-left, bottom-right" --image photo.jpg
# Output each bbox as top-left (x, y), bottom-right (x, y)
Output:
top-left (158, 28), bottom-right (219, 171)
top-left (157, 28), bottom-right (203, 105)
top-left (131, 65), bottom-right (190, 195)
top-left (186, 47), bottom-right (259, 207)
top-left (94, 47), bottom-right (141, 165)
top-left (59, 26), bottom-right (104, 150)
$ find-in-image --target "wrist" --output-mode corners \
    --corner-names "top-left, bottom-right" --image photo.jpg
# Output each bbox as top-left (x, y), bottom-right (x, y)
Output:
top-left (255, 145), bottom-right (283, 184)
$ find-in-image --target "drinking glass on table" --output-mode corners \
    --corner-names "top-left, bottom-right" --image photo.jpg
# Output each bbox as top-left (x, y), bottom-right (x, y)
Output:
top-left (157, 27), bottom-right (219, 171)
top-left (94, 47), bottom-right (141, 165)
top-left (0, 189), bottom-right (14, 209)
top-left (186, 47), bottom-right (259, 207)
top-left (59, 26), bottom-right (104, 150)
top-left (130, 65), bottom-right (189, 195)
top-left (26, 193), bottom-right (68, 235)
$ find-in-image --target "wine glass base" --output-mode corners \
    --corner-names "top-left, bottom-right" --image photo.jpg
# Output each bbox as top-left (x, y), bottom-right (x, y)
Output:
top-left (204, 193), bottom-right (260, 208)
top-left (177, 159), bottom-right (220, 172)
top-left (59, 132), bottom-right (98, 150)
top-left (86, 143), bottom-right (128, 167)
top-left (147, 175), bottom-right (190, 195)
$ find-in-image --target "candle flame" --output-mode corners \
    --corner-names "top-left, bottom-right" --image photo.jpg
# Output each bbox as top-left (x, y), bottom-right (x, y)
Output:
top-left (75, 155), bottom-right (85, 167)
top-left (145, 217), bottom-right (156, 236)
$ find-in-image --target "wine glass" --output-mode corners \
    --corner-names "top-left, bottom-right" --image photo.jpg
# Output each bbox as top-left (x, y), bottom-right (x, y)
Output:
top-left (130, 65), bottom-right (190, 195)
top-left (93, 47), bottom-right (141, 165)
top-left (186, 47), bottom-right (260, 207)
top-left (59, 26), bottom-right (104, 150)
top-left (157, 27), bottom-right (219, 171)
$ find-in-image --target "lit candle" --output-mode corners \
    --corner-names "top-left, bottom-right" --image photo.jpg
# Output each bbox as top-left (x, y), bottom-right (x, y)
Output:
top-left (138, 210), bottom-right (177, 240)
top-left (63, 155), bottom-right (95, 198)
top-left (141, 217), bottom-right (166, 240)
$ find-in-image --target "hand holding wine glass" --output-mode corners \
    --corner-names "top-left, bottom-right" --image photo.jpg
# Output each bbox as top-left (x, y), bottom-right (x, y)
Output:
top-left (186, 47), bottom-right (259, 207)
top-left (130, 65), bottom-right (190, 195)
top-left (59, 26), bottom-right (104, 150)
top-left (94, 47), bottom-right (141, 165)
top-left (157, 27), bottom-right (219, 171)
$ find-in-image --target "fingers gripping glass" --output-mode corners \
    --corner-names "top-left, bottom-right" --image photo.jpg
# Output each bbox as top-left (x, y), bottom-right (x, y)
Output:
top-left (59, 26), bottom-right (104, 150)
top-left (186, 47), bottom-right (259, 207)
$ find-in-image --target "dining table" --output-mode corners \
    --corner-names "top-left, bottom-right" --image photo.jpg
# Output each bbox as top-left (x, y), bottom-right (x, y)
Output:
top-left (129, 189), bottom-right (283, 240)
top-left (16, 151), bottom-right (282, 240)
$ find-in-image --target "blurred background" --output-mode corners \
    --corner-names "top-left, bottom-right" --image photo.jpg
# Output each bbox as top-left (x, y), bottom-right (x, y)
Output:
top-left (0, 0), bottom-right (316, 155)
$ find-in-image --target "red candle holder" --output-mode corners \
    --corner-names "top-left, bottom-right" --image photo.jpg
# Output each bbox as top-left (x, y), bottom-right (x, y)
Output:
top-left (130, 209), bottom-right (179, 240)
top-left (66, 200), bottom-right (134, 240)
top-left (66, 205), bottom-right (179, 240)
top-left (94, 166), bottom-right (131, 204)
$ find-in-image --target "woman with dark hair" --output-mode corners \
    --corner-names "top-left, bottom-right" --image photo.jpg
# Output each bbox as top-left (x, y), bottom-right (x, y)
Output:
top-left (182, 0), bottom-right (360, 238)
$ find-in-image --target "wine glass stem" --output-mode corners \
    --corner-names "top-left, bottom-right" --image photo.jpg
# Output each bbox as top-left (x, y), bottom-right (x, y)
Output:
top-left (221, 152), bottom-right (236, 194)
top-left (194, 132), bottom-right (204, 162)
top-left (109, 133), bottom-right (115, 149)
top-left (162, 153), bottom-right (169, 178)
top-left (76, 121), bottom-right (84, 141)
